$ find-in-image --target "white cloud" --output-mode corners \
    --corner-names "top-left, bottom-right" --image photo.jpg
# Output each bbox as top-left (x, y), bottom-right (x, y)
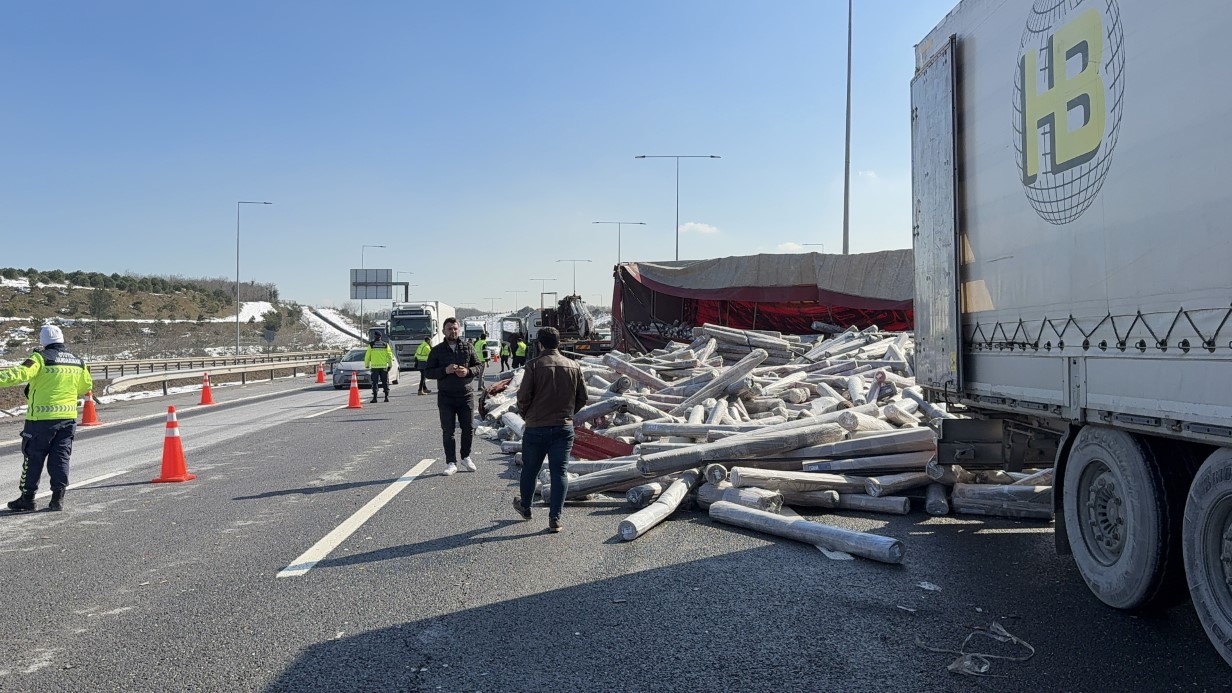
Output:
top-left (858, 170), bottom-right (878, 179)
top-left (777, 242), bottom-right (805, 252)
top-left (678, 222), bottom-right (720, 235)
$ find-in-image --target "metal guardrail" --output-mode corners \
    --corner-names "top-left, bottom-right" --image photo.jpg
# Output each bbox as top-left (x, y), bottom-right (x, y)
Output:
top-left (104, 358), bottom-right (327, 395)
top-left (88, 350), bottom-right (341, 380)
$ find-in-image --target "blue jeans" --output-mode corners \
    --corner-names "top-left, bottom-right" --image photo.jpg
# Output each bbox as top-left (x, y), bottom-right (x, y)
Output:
top-left (519, 425), bottom-right (574, 520)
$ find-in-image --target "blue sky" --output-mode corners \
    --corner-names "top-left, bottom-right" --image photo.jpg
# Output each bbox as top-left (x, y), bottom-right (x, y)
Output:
top-left (1, 0), bottom-right (957, 312)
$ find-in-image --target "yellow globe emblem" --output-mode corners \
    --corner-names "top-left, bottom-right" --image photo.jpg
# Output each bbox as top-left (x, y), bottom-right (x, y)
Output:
top-left (1012, 0), bottom-right (1126, 225)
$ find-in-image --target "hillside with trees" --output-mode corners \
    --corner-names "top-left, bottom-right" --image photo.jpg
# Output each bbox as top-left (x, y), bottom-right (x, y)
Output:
top-left (0, 267), bottom-right (350, 365)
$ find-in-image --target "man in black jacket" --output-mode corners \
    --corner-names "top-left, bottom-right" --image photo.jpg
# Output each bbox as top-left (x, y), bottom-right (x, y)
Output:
top-left (424, 317), bottom-right (482, 476)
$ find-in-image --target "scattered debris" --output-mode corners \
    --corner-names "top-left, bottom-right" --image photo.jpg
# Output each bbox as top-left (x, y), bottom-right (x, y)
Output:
top-left (818, 546), bottom-right (855, 561)
top-left (476, 322), bottom-right (1054, 560)
top-left (917, 621), bottom-right (1036, 677)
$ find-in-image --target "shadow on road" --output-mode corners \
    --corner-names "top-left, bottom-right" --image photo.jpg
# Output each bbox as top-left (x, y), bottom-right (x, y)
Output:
top-left (233, 478), bottom-right (401, 500)
top-left (261, 531), bottom-right (1230, 693)
top-left (311, 519), bottom-right (532, 569)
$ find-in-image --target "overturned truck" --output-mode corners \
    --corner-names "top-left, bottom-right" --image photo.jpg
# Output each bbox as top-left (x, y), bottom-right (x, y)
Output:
top-left (611, 250), bottom-right (914, 352)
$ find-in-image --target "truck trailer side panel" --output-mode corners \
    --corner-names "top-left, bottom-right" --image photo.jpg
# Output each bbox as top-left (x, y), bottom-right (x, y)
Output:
top-left (915, 0), bottom-right (1232, 667)
top-left (914, 0), bottom-right (1232, 443)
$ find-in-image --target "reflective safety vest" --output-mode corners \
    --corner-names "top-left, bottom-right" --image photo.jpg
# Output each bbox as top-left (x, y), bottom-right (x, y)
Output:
top-left (364, 340), bottom-right (394, 369)
top-left (500, 344), bottom-right (511, 357)
top-left (415, 341), bottom-right (432, 363)
top-left (515, 342), bottom-right (527, 357)
top-left (0, 347), bottom-right (93, 421)
top-left (473, 340), bottom-right (485, 362)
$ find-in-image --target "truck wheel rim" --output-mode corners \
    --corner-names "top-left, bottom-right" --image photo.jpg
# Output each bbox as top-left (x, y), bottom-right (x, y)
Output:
top-left (1203, 492), bottom-right (1232, 619)
top-left (1080, 461), bottom-right (1125, 565)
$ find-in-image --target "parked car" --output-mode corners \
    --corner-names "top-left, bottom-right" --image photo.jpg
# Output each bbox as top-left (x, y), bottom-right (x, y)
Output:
top-left (331, 347), bottom-right (399, 389)
top-left (484, 339), bottom-right (501, 361)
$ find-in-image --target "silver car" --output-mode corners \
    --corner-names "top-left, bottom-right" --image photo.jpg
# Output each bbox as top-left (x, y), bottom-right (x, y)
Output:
top-left (331, 347), bottom-right (400, 389)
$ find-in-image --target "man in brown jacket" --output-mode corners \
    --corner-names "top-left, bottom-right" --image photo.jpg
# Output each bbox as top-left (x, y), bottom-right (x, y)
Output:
top-left (511, 327), bottom-right (588, 532)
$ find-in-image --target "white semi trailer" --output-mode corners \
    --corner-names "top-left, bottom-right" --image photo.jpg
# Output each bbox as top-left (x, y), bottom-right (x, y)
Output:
top-left (913, 0), bottom-right (1231, 666)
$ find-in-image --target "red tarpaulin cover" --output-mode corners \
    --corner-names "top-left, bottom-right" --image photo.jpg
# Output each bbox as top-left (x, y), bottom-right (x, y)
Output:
top-left (612, 250), bottom-right (914, 351)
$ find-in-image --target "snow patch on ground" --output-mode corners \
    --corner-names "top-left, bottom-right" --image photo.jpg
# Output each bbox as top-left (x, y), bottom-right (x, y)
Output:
top-left (1, 277), bottom-right (72, 290)
top-left (200, 301), bottom-right (275, 323)
top-left (315, 308), bottom-right (361, 336)
top-left (239, 301), bottom-right (274, 322)
top-left (302, 310), bottom-right (361, 349)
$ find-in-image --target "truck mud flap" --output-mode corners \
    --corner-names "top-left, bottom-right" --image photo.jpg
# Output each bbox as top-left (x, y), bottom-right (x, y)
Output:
top-left (1051, 424), bottom-right (1080, 556)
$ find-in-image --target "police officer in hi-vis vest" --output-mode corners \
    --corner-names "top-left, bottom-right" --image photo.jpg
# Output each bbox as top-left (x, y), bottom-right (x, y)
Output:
top-left (473, 331), bottom-right (488, 381)
top-left (512, 335), bottom-right (528, 368)
top-left (415, 338), bottom-right (433, 395)
top-left (499, 341), bottom-right (511, 372)
top-left (0, 325), bottom-right (93, 512)
top-left (364, 330), bottom-right (395, 403)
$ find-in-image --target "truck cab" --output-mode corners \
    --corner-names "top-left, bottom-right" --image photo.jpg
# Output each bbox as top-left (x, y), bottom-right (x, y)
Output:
top-left (386, 301), bottom-right (455, 370)
top-left (462, 320), bottom-right (486, 342)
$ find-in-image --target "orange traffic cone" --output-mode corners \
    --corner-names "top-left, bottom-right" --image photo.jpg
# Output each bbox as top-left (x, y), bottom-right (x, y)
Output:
top-left (80, 392), bottom-right (102, 427)
top-left (346, 372), bottom-right (363, 409)
top-left (491, 352), bottom-right (499, 364)
top-left (199, 372), bottom-right (216, 406)
top-left (315, 363), bottom-right (326, 384)
top-left (152, 406), bottom-right (195, 483)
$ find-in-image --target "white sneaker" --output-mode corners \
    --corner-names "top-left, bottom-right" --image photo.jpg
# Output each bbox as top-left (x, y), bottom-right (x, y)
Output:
top-left (460, 457), bottom-right (477, 472)
top-left (443, 463), bottom-right (458, 476)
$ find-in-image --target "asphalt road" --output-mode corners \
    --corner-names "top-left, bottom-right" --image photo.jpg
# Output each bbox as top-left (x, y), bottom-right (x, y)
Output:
top-left (0, 374), bottom-right (1227, 692)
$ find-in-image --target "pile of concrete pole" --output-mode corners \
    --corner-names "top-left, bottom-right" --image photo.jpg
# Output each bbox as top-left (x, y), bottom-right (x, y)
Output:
top-left (478, 323), bottom-right (1055, 563)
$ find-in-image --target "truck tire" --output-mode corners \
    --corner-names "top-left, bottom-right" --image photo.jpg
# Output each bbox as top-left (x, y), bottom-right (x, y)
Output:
top-left (1183, 447), bottom-right (1232, 667)
top-left (1062, 426), bottom-right (1186, 610)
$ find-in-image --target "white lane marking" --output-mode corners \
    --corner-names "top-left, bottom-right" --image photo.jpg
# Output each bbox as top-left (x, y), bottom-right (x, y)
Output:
top-left (304, 404), bottom-right (348, 419)
top-left (276, 458), bottom-right (436, 578)
top-left (34, 470), bottom-right (130, 499)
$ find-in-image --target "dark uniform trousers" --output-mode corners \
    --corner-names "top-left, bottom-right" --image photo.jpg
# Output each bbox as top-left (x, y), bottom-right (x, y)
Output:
top-left (20, 419), bottom-right (75, 493)
top-left (437, 392), bottom-right (474, 465)
top-left (370, 368), bottom-right (390, 396)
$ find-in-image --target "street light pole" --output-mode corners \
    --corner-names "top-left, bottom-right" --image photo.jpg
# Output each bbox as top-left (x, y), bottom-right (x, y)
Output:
top-left (592, 221), bottom-right (645, 265)
top-left (236, 201), bottom-right (272, 358)
top-left (843, 0), bottom-right (853, 255)
top-left (556, 260), bottom-right (592, 296)
top-left (506, 290), bottom-right (527, 312)
top-left (484, 297), bottom-right (502, 313)
top-left (528, 278), bottom-right (556, 309)
top-left (635, 155), bottom-right (720, 261)
top-left (396, 271), bottom-right (414, 302)
top-left (360, 244), bottom-right (386, 338)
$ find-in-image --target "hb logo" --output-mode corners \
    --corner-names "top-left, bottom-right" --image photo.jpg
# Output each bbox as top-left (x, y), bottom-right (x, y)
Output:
top-left (1012, 0), bottom-right (1125, 225)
